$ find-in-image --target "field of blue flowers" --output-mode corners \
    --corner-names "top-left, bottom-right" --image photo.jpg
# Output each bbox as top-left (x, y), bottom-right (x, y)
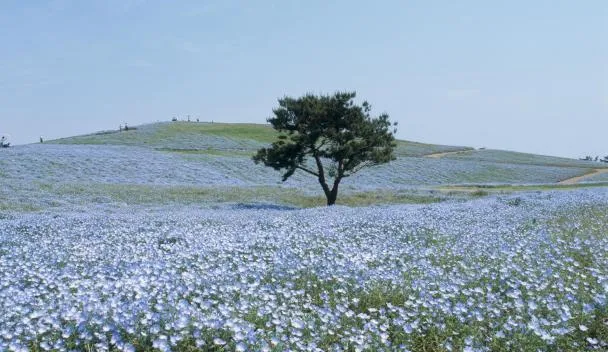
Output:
top-left (0, 143), bottom-right (594, 201)
top-left (1, 123), bottom-right (607, 351)
top-left (581, 171), bottom-right (608, 183)
top-left (1, 189), bottom-right (607, 351)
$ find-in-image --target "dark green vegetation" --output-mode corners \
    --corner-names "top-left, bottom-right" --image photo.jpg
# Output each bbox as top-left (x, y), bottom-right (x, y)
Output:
top-left (254, 92), bottom-right (397, 205)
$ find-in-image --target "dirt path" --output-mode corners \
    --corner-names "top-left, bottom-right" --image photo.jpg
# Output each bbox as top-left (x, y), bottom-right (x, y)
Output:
top-left (424, 149), bottom-right (473, 158)
top-left (558, 168), bottom-right (608, 185)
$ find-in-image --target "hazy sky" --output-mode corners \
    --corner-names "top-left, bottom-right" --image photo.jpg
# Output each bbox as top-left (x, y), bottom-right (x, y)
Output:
top-left (1, 1), bottom-right (606, 158)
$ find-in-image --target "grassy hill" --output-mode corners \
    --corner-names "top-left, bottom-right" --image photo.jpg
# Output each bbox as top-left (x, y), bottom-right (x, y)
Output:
top-left (50, 121), bottom-right (605, 168)
top-left (50, 121), bottom-right (472, 157)
top-left (0, 121), bottom-right (604, 211)
top-left (50, 122), bottom-right (275, 153)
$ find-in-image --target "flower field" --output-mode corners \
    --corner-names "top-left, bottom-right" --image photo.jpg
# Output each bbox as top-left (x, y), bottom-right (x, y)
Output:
top-left (1, 190), bottom-right (607, 351)
top-left (1, 122), bottom-right (607, 351)
top-left (0, 143), bottom-right (594, 195)
top-left (439, 149), bottom-right (604, 169)
top-left (579, 171), bottom-right (608, 183)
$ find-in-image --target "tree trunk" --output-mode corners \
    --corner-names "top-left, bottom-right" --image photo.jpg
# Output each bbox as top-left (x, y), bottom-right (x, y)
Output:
top-left (326, 190), bottom-right (338, 206)
top-left (325, 178), bottom-right (340, 206)
top-left (314, 154), bottom-right (342, 206)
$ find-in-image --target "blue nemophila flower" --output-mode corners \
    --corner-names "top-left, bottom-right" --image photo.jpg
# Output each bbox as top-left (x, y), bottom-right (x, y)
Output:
top-left (0, 189), bottom-right (607, 350)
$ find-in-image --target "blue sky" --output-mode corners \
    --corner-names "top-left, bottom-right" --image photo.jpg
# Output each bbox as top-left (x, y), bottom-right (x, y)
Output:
top-left (1, 0), bottom-right (606, 158)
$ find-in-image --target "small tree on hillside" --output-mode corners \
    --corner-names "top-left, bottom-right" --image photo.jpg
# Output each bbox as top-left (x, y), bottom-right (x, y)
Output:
top-left (253, 92), bottom-right (397, 206)
top-left (0, 136), bottom-right (9, 148)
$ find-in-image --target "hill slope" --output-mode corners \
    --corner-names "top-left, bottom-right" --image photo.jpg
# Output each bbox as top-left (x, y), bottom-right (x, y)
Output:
top-left (50, 122), bottom-right (604, 168)
top-left (0, 121), bottom-right (604, 211)
top-left (50, 121), bottom-right (473, 157)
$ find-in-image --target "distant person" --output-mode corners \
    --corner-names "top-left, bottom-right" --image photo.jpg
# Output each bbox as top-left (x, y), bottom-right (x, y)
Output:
top-left (40, 136), bottom-right (44, 143)
top-left (119, 124), bottom-right (122, 131)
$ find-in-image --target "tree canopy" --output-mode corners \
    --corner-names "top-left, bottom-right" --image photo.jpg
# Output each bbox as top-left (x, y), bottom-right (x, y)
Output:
top-left (253, 92), bottom-right (397, 206)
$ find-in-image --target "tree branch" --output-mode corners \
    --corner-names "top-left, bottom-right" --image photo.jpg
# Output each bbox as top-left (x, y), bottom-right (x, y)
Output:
top-left (296, 166), bottom-right (319, 177)
top-left (337, 159), bottom-right (344, 178)
top-left (315, 138), bottom-right (328, 152)
top-left (343, 160), bottom-right (374, 177)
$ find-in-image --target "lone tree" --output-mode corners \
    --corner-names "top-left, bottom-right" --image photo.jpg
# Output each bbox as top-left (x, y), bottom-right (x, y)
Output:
top-left (253, 92), bottom-right (397, 206)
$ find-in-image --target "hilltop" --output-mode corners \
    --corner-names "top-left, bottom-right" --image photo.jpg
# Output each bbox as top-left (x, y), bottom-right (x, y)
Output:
top-left (49, 121), bottom-right (605, 169)
top-left (49, 121), bottom-right (473, 158)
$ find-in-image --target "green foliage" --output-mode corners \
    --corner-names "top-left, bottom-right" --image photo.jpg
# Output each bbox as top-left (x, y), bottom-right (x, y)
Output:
top-left (253, 92), bottom-right (397, 205)
top-left (470, 189), bottom-right (489, 197)
top-left (161, 122), bottom-right (278, 144)
top-left (50, 122), bottom-right (278, 148)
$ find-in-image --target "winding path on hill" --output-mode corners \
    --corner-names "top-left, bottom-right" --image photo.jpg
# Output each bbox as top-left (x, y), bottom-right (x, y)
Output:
top-left (424, 149), bottom-right (473, 158)
top-left (558, 168), bottom-right (608, 185)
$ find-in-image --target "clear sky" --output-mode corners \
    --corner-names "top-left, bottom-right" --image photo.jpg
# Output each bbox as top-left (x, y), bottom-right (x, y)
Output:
top-left (1, 1), bottom-right (606, 158)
